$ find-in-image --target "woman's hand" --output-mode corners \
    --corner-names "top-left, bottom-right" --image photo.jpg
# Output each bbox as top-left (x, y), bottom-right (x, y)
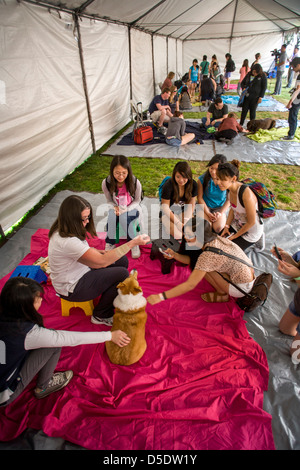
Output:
top-left (220, 226), bottom-right (230, 237)
top-left (132, 234), bottom-right (150, 246)
top-left (271, 246), bottom-right (297, 266)
top-left (277, 260), bottom-right (300, 279)
top-left (147, 294), bottom-right (162, 305)
top-left (111, 330), bottom-right (131, 347)
top-left (164, 248), bottom-right (175, 259)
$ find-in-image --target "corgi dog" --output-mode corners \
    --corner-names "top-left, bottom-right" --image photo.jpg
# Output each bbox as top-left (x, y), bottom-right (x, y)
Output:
top-left (105, 270), bottom-right (147, 366)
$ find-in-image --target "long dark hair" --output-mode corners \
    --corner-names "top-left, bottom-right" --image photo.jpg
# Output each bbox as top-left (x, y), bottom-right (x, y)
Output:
top-left (202, 154), bottom-right (227, 193)
top-left (108, 155), bottom-right (136, 198)
top-left (0, 277), bottom-right (44, 326)
top-left (49, 195), bottom-right (97, 241)
top-left (172, 161), bottom-right (194, 203)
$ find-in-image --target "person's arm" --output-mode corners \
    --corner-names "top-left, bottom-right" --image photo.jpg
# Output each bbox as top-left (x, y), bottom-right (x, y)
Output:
top-left (163, 248), bottom-right (191, 265)
top-left (25, 325), bottom-right (131, 349)
top-left (206, 111), bottom-right (212, 125)
top-left (287, 83), bottom-right (300, 109)
top-left (228, 187), bottom-right (257, 241)
top-left (147, 268), bottom-right (206, 305)
top-left (78, 234), bottom-right (150, 269)
top-left (220, 207), bottom-right (234, 237)
top-left (161, 199), bottom-right (182, 229)
top-left (257, 75), bottom-right (267, 103)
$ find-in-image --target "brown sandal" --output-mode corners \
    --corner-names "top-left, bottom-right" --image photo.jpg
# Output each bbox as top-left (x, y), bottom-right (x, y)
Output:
top-left (201, 292), bottom-right (229, 303)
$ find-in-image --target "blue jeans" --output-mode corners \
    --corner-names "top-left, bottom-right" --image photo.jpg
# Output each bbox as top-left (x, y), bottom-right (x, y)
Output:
top-left (165, 137), bottom-right (181, 147)
top-left (274, 70), bottom-right (284, 95)
top-left (202, 117), bottom-right (221, 128)
top-left (288, 102), bottom-right (300, 137)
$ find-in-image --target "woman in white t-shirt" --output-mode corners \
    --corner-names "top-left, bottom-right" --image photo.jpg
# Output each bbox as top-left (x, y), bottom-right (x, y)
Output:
top-left (215, 160), bottom-right (264, 252)
top-left (48, 195), bottom-right (149, 326)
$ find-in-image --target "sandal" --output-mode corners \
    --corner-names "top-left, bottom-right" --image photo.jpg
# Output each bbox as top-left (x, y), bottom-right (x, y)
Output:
top-left (201, 292), bottom-right (229, 303)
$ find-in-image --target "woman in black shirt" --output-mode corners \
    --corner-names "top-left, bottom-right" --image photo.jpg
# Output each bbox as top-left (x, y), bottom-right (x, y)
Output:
top-left (240, 64), bottom-right (267, 126)
top-left (160, 162), bottom-right (198, 239)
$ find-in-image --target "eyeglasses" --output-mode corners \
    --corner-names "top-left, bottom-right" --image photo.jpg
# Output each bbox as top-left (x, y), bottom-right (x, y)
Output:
top-left (81, 215), bottom-right (91, 222)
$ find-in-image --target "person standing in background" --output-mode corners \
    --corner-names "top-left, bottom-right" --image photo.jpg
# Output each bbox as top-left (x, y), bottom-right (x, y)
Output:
top-left (272, 44), bottom-right (287, 95)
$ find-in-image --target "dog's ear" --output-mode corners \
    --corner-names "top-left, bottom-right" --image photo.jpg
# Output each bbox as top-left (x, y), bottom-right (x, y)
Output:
top-left (132, 285), bottom-right (143, 295)
top-left (117, 281), bottom-right (126, 289)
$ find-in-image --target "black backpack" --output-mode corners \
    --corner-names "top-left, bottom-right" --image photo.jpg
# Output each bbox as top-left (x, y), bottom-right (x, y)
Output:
top-left (227, 59), bottom-right (236, 72)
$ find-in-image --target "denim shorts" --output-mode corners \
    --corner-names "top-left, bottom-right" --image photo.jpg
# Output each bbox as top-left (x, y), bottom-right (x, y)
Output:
top-left (224, 72), bottom-right (231, 78)
top-left (165, 137), bottom-right (181, 147)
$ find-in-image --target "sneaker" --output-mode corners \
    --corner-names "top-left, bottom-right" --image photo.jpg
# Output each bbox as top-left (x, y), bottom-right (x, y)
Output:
top-left (157, 126), bottom-right (167, 136)
top-left (105, 242), bottom-right (115, 251)
top-left (35, 371), bottom-right (73, 399)
top-left (252, 232), bottom-right (265, 253)
top-left (281, 135), bottom-right (294, 141)
top-left (91, 315), bottom-right (113, 326)
top-left (131, 245), bottom-right (141, 259)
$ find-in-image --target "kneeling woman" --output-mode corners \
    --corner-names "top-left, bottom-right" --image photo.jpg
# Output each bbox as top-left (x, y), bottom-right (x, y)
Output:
top-left (147, 219), bottom-right (255, 305)
top-left (0, 277), bottom-right (130, 405)
top-left (48, 195), bottom-right (149, 326)
top-left (216, 160), bottom-right (264, 252)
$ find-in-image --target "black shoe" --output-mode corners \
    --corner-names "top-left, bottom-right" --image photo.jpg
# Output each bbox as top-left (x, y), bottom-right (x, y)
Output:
top-left (281, 135), bottom-right (294, 141)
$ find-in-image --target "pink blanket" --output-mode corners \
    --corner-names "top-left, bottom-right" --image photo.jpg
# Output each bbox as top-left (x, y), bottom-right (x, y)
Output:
top-left (0, 229), bottom-right (275, 450)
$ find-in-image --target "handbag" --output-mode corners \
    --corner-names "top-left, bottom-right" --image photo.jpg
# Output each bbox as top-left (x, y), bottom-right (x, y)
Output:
top-left (203, 246), bottom-right (273, 312)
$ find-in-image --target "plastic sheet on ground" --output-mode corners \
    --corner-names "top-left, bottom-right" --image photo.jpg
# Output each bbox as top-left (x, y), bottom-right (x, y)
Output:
top-left (106, 120), bottom-right (300, 165)
top-left (0, 191), bottom-right (299, 450)
top-left (221, 95), bottom-right (287, 112)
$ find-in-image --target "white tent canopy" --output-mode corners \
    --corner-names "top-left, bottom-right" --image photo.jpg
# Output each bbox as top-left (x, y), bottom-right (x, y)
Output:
top-left (1, 0), bottom-right (299, 233)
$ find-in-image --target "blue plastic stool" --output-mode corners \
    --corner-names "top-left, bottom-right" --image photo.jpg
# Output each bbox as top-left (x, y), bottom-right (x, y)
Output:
top-left (10, 265), bottom-right (48, 283)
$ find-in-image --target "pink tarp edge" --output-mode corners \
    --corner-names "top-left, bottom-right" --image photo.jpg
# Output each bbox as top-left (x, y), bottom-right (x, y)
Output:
top-left (0, 229), bottom-right (275, 450)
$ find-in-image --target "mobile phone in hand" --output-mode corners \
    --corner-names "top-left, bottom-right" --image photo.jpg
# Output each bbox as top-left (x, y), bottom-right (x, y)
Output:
top-left (159, 248), bottom-right (172, 257)
top-left (274, 243), bottom-right (282, 260)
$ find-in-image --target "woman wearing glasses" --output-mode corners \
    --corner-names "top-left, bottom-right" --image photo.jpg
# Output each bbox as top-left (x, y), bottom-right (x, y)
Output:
top-left (48, 195), bottom-right (149, 326)
top-left (102, 155), bottom-right (143, 259)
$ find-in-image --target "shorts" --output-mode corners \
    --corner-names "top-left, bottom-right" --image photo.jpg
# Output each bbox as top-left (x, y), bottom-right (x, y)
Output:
top-left (151, 110), bottom-right (171, 123)
top-left (228, 278), bottom-right (255, 299)
top-left (224, 72), bottom-right (231, 78)
top-left (165, 137), bottom-right (181, 147)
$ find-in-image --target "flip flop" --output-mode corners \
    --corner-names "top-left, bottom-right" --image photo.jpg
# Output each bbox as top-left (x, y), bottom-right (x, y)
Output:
top-left (201, 292), bottom-right (229, 303)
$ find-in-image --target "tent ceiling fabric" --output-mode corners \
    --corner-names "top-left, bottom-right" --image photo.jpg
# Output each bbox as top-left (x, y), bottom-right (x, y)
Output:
top-left (28, 0), bottom-right (300, 39)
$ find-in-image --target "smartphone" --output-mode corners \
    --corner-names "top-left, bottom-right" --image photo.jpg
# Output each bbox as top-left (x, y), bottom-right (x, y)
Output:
top-left (159, 247), bottom-right (172, 257)
top-left (274, 243), bottom-right (282, 260)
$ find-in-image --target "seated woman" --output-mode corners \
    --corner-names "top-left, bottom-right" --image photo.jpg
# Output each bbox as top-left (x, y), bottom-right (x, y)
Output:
top-left (165, 111), bottom-right (195, 147)
top-left (0, 277), bottom-right (130, 405)
top-left (168, 85), bottom-right (179, 114)
top-left (214, 112), bottom-right (248, 143)
top-left (160, 161), bottom-right (197, 240)
top-left (179, 86), bottom-right (193, 110)
top-left (48, 195), bottom-right (149, 326)
top-left (215, 160), bottom-right (264, 252)
top-left (147, 218), bottom-right (255, 305)
top-left (102, 155), bottom-right (143, 258)
top-left (272, 246), bottom-right (300, 363)
top-left (197, 154), bottom-right (230, 233)
top-left (162, 71), bottom-right (175, 90)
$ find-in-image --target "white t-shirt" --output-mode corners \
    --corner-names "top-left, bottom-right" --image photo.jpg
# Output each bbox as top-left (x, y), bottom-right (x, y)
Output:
top-left (48, 232), bottom-right (91, 296)
top-left (230, 186), bottom-right (264, 243)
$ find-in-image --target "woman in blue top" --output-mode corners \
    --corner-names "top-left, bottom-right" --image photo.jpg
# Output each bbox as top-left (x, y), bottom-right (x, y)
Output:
top-left (197, 154), bottom-right (230, 233)
top-left (188, 59), bottom-right (199, 98)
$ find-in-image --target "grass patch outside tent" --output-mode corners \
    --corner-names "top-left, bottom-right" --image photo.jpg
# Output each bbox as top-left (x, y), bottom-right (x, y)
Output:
top-left (1, 80), bottom-right (299, 243)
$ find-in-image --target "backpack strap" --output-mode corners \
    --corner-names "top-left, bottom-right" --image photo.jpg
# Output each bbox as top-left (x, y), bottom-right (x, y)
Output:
top-left (238, 184), bottom-right (263, 224)
top-left (238, 184), bottom-right (247, 208)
